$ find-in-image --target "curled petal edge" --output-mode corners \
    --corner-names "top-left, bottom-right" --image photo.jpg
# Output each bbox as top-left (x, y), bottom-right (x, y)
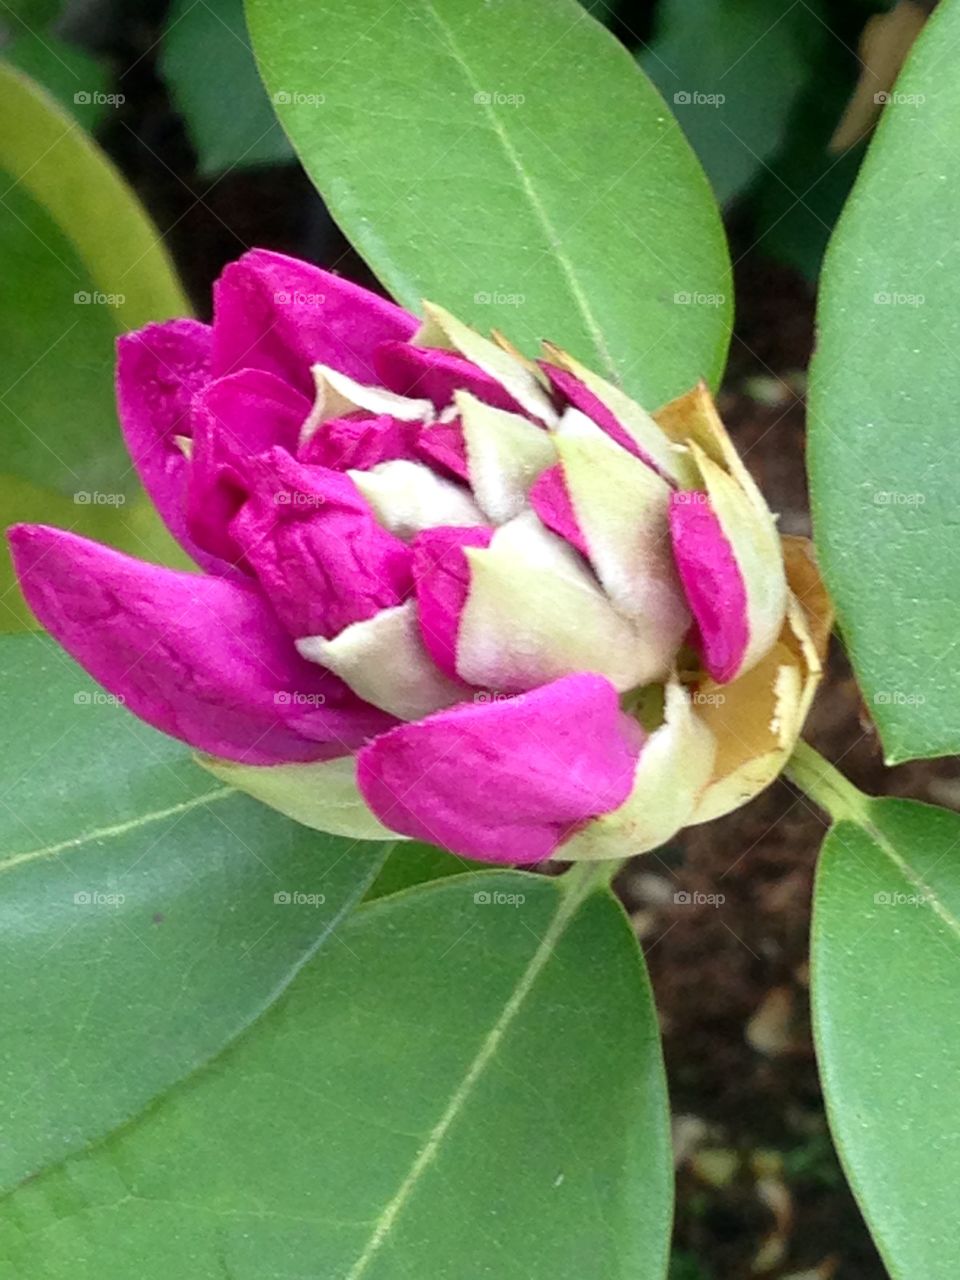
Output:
top-left (689, 535), bottom-right (833, 824)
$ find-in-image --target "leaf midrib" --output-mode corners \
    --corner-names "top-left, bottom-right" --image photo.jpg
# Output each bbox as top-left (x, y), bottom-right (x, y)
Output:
top-left (343, 876), bottom-right (594, 1279)
top-left (0, 785), bottom-right (234, 876)
top-left (418, 0), bottom-right (620, 386)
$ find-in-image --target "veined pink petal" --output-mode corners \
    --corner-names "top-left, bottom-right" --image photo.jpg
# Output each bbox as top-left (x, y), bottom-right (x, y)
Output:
top-left (9, 525), bottom-right (394, 764)
top-left (298, 413), bottom-right (419, 471)
top-left (411, 525), bottom-right (493, 681)
top-left (527, 465), bottom-right (589, 557)
top-left (357, 673), bottom-right (641, 863)
top-left (231, 449), bottom-right (412, 640)
top-left (415, 418), bottom-right (469, 482)
top-left (116, 319), bottom-right (230, 574)
top-left (541, 363), bottom-right (664, 476)
top-left (374, 340), bottom-right (527, 414)
top-left (669, 491), bottom-right (749, 683)
top-left (186, 369), bottom-right (310, 565)
top-left (212, 249), bottom-right (417, 393)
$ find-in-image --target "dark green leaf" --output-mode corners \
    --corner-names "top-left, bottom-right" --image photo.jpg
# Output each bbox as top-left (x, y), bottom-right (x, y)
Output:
top-left (246, 0), bottom-right (731, 406)
top-left (365, 839), bottom-right (470, 900)
top-left (0, 62), bottom-right (192, 627)
top-left (0, 634), bottom-right (388, 1192)
top-left (640, 0), bottom-right (815, 207)
top-left (3, 31), bottom-right (110, 128)
top-left (0, 868), bottom-right (672, 1278)
top-left (161, 0), bottom-right (294, 176)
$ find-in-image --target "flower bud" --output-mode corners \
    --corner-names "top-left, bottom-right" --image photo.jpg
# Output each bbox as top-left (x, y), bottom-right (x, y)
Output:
top-left (8, 249), bottom-right (829, 863)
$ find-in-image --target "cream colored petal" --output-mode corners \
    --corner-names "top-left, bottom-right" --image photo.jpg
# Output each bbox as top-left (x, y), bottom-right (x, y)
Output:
top-left (349, 459), bottom-right (485, 540)
top-left (198, 753), bottom-right (399, 841)
top-left (457, 389), bottom-right (556, 524)
top-left (300, 363), bottom-right (434, 447)
top-left (297, 602), bottom-right (463, 721)
top-left (456, 511), bottom-right (666, 692)
top-left (541, 342), bottom-right (697, 487)
top-left (417, 302), bottom-right (558, 426)
top-left (553, 409), bottom-right (689, 655)
top-left (556, 682), bottom-right (717, 860)
top-left (692, 443), bottom-right (787, 678)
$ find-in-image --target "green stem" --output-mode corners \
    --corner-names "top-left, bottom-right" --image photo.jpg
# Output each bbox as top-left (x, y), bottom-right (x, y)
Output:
top-left (560, 857), bottom-right (625, 898)
top-left (783, 739), bottom-right (870, 824)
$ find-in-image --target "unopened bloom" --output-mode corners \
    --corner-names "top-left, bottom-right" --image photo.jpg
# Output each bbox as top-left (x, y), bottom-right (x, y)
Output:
top-left (9, 249), bottom-right (830, 864)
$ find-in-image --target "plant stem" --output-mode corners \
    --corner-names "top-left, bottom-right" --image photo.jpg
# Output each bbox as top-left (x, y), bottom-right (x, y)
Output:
top-left (783, 739), bottom-right (870, 823)
top-left (560, 857), bottom-right (626, 899)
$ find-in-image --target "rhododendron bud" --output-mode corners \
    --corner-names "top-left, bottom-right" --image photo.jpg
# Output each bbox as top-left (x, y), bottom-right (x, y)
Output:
top-left (8, 249), bottom-right (831, 864)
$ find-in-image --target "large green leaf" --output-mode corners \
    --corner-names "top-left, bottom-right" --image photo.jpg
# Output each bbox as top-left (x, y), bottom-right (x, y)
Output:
top-left (0, 634), bottom-right (388, 1193)
top-left (161, 0), bottom-right (294, 175)
top-left (807, 0), bottom-right (960, 762)
top-left (812, 796), bottom-right (960, 1279)
top-left (0, 868), bottom-right (672, 1279)
top-left (246, 0), bottom-right (731, 406)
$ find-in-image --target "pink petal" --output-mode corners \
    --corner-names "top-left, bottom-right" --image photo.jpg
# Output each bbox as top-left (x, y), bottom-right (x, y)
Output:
top-left (527, 465), bottom-right (589, 557)
top-left (357, 673), bottom-right (642, 863)
top-left (411, 525), bottom-right (494, 680)
top-left (230, 449), bottom-right (412, 640)
top-left (9, 524), bottom-right (394, 764)
top-left (186, 369), bottom-right (310, 566)
top-left (541, 363), bottom-right (664, 476)
top-left (211, 249), bottom-right (418, 393)
top-left (299, 413), bottom-right (419, 471)
top-left (668, 492), bottom-right (749, 683)
top-left (374, 340), bottom-right (527, 414)
top-left (116, 319), bottom-right (231, 575)
top-left (415, 418), bottom-right (469, 482)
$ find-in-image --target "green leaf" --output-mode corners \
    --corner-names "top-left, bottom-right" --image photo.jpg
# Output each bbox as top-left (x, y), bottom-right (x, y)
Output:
top-left (0, 868), bottom-right (672, 1278)
top-left (0, 633), bottom-right (388, 1193)
top-left (246, 0), bottom-right (731, 407)
top-left (365, 839), bottom-right (471, 900)
top-left (160, 0), bottom-right (294, 176)
top-left (0, 62), bottom-right (192, 627)
top-left (812, 796), bottom-right (960, 1280)
top-left (807, 0), bottom-right (960, 762)
top-left (639, 0), bottom-right (815, 207)
top-left (0, 62), bottom-right (189, 495)
top-left (3, 32), bottom-right (110, 128)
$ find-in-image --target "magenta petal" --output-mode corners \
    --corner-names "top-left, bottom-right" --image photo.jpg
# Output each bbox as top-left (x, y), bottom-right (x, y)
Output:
top-left (528, 465), bottom-right (589, 557)
top-left (9, 525), bottom-right (394, 764)
top-left (668, 492), bottom-right (749, 683)
top-left (230, 449), bottom-right (412, 639)
top-left (374, 340), bottom-right (526, 414)
top-left (211, 249), bottom-right (417, 394)
top-left (412, 526), bottom-right (494, 680)
top-left (186, 369), bottom-right (310, 565)
top-left (299, 413), bottom-right (420, 471)
top-left (116, 319), bottom-right (233, 575)
top-left (540, 363), bottom-right (664, 476)
top-left (415, 418), bottom-right (469, 482)
top-left (357, 674), bottom-right (641, 863)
